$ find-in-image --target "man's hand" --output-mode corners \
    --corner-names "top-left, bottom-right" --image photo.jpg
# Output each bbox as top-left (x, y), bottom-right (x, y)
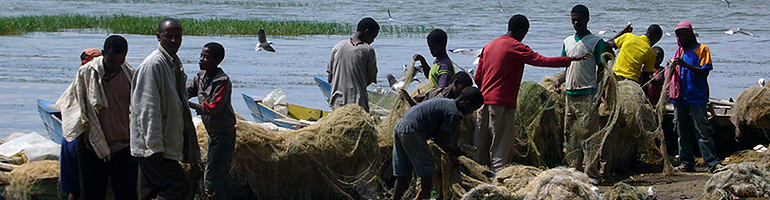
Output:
top-left (150, 152), bottom-right (164, 161)
top-left (571, 52), bottom-right (593, 61)
top-left (554, 82), bottom-right (562, 93)
top-left (621, 23), bottom-right (633, 33)
top-left (413, 54), bottom-right (425, 62)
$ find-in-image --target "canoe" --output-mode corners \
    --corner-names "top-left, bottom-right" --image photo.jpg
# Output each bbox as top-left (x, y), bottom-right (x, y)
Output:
top-left (312, 76), bottom-right (398, 110)
top-left (35, 99), bottom-right (63, 144)
top-left (241, 93), bottom-right (329, 130)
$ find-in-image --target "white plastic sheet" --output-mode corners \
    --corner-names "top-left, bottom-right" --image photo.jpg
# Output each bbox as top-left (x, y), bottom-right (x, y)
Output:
top-left (0, 132), bottom-right (60, 161)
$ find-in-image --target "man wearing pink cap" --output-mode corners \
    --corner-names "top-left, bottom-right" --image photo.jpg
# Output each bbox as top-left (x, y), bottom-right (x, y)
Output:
top-left (668, 21), bottom-right (723, 173)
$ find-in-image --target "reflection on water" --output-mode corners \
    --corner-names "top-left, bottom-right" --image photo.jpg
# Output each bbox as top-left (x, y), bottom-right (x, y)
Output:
top-left (1, 0), bottom-right (769, 137)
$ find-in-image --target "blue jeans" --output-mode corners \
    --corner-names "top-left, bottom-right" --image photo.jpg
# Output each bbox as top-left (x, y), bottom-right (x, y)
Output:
top-left (675, 104), bottom-right (719, 168)
top-left (392, 121), bottom-right (435, 178)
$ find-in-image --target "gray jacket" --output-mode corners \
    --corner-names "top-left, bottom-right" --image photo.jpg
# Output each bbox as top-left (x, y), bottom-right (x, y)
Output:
top-left (130, 45), bottom-right (200, 163)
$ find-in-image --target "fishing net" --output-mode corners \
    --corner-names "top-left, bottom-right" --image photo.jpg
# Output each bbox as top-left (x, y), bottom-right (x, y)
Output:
top-left (507, 81), bottom-right (565, 168)
top-left (5, 160), bottom-right (60, 200)
top-left (731, 86), bottom-right (770, 140)
top-left (603, 182), bottom-right (647, 200)
top-left (724, 149), bottom-right (770, 169)
top-left (493, 165), bottom-right (542, 196)
top-left (704, 162), bottom-right (770, 199)
top-left (195, 104), bottom-right (383, 199)
top-left (518, 167), bottom-right (601, 200)
top-left (461, 184), bottom-right (518, 200)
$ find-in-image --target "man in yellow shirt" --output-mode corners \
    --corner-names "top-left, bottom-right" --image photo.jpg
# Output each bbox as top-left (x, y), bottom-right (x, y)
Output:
top-left (607, 24), bottom-right (662, 84)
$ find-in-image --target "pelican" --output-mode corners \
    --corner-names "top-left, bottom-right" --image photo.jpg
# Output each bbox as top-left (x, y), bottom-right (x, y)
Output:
top-left (255, 28), bottom-right (275, 52)
top-left (725, 28), bottom-right (757, 37)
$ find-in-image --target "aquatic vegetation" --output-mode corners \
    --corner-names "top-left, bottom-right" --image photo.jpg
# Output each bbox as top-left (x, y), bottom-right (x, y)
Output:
top-left (0, 14), bottom-right (435, 36)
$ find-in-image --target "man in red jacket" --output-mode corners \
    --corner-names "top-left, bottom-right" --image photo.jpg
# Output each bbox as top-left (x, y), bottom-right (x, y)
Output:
top-left (473, 14), bottom-right (590, 172)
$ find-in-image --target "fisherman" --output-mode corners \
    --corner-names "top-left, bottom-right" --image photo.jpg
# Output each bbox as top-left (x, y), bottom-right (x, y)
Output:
top-left (555, 5), bottom-right (612, 185)
top-left (186, 42), bottom-right (236, 200)
top-left (669, 21), bottom-right (724, 173)
top-left (57, 35), bottom-right (137, 199)
top-left (413, 28), bottom-right (455, 88)
top-left (607, 23), bottom-right (663, 85)
top-left (58, 48), bottom-right (101, 200)
top-left (473, 14), bottom-right (591, 172)
top-left (401, 71), bottom-right (473, 106)
top-left (327, 17), bottom-right (380, 112)
top-left (646, 46), bottom-right (666, 104)
top-left (131, 18), bottom-right (200, 200)
top-left (392, 87), bottom-right (484, 200)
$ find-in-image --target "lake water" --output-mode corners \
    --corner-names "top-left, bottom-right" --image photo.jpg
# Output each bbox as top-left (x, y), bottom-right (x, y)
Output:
top-left (1, 0), bottom-right (769, 138)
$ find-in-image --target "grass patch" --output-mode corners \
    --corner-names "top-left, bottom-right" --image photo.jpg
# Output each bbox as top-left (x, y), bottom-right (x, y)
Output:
top-left (0, 14), bottom-right (434, 37)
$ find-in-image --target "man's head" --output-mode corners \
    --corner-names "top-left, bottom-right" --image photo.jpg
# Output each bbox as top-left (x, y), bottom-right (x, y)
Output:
top-left (200, 42), bottom-right (225, 71)
top-left (507, 14), bottom-right (529, 41)
top-left (454, 86), bottom-right (484, 115)
top-left (675, 21), bottom-right (696, 47)
top-left (356, 17), bottom-right (380, 44)
top-left (80, 48), bottom-right (102, 65)
top-left (157, 18), bottom-right (183, 55)
top-left (448, 71), bottom-right (473, 97)
top-left (570, 5), bottom-right (590, 33)
top-left (102, 35), bottom-right (128, 70)
top-left (426, 29), bottom-right (448, 57)
top-left (652, 46), bottom-right (664, 67)
top-left (646, 24), bottom-right (663, 45)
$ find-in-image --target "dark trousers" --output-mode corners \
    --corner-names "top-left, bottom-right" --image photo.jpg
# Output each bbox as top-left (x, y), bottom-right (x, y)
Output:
top-left (76, 143), bottom-right (137, 200)
top-left (204, 128), bottom-right (236, 200)
top-left (675, 104), bottom-right (719, 168)
top-left (137, 157), bottom-right (191, 200)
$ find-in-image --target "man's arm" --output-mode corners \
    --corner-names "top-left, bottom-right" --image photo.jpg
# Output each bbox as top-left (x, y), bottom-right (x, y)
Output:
top-left (399, 89), bottom-right (418, 107)
top-left (367, 49), bottom-right (378, 84)
top-left (675, 58), bottom-right (710, 77)
top-left (606, 24), bottom-right (633, 49)
top-left (186, 76), bottom-right (198, 100)
top-left (413, 54), bottom-right (431, 79)
top-left (191, 79), bottom-right (231, 116)
top-left (521, 45), bottom-right (591, 67)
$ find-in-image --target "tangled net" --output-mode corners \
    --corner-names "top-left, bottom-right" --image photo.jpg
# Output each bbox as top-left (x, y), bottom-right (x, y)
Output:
top-left (704, 162), bottom-right (770, 199)
top-left (731, 86), bottom-right (770, 140)
top-left (493, 165), bottom-right (542, 196)
top-left (196, 104), bottom-right (383, 199)
top-left (5, 160), bottom-right (60, 200)
top-left (519, 167), bottom-right (601, 200)
top-left (461, 184), bottom-right (517, 200)
top-left (603, 182), bottom-right (647, 200)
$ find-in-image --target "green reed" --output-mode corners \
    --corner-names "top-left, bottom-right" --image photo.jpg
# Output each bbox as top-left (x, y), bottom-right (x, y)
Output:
top-left (0, 14), bottom-right (435, 37)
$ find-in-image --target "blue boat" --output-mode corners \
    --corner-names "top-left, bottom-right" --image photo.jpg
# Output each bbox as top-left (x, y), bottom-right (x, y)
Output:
top-left (35, 99), bottom-right (63, 144)
top-left (314, 75), bottom-right (331, 103)
top-left (242, 93), bottom-right (329, 130)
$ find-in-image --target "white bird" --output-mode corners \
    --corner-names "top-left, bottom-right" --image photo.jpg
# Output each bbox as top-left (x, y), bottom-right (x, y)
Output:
top-left (722, 0), bottom-right (730, 8)
top-left (758, 78), bottom-right (765, 87)
top-left (255, 28), bottom-right (275, 52)
top-left (725, 28), bottom-right (757, 37)
top-left (388, 9), bottom-right (394, 21)
top-left (597, 27), bottom-right (617, 35)
top-left (449, 48), bottom-right (483, 65)
top-left (498, 1), bottom-right (506, 13)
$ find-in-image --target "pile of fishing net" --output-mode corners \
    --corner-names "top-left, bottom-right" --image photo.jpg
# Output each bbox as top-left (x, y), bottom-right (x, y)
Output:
top-left (462, 166), bottom-right (603, 200)
top-left (195, 104), bottom-right (383, 199)
top-left (509, 81), bottom-right (565, 168)
top-left (4, 160), bottom-right (59, 200)
top-left (724, 149), bottom-right (770, 170)
top-left (731, 86), bottom-right (770, 140)
top-left (603, 182), bottom-right (648, 200)
top-left (704, 162), bottom-right (770, 199)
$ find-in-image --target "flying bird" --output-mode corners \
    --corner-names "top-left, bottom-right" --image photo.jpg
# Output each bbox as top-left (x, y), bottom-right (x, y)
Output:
top-left (255, 28), bottom-right (275, 52)
top-left (759, 78), bottom-right (766, 87)
top-left (449, 48), bottom-right (483, 65)
top-left (597, 27), bottom-right (617, 35)
top-left (498, 1), bottom-right (506, 13)
top-left (725, 28), bottom-right (757, 37)
top-left (388, 9), bottom-right (394, 21)
top-left (722, 0), bottom-right (730, 8)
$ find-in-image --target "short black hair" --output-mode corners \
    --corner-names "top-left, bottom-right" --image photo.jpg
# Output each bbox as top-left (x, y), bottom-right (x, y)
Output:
top-left (451, 71), bottom-right (473, 87)
top-left (507, 14), bottom-right (529, 33)
top-left (356, 17), bottom-right (380, 32)
top-left (456, 86), bottom-right (484, 106)
top-left (204, 42), bottom-right (225, 61)
top-left (103, 35), bottom-right (128, 54)
top-left (652, 46), bottom-right (664, 59)
top-left (571, 5), bottom-right (589, 19)
top-left (158, 18), bottom-right (182, 33)
top-left (427, 29), bottom-right (448, 46)
top-left (646, 24), bottom-right (663, 38)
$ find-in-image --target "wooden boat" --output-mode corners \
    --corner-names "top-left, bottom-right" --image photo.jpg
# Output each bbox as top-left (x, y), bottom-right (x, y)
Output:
top-left (35, 99), bottom-right (63, 144)
top-left (241, 93), bottom-right (329, 130)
